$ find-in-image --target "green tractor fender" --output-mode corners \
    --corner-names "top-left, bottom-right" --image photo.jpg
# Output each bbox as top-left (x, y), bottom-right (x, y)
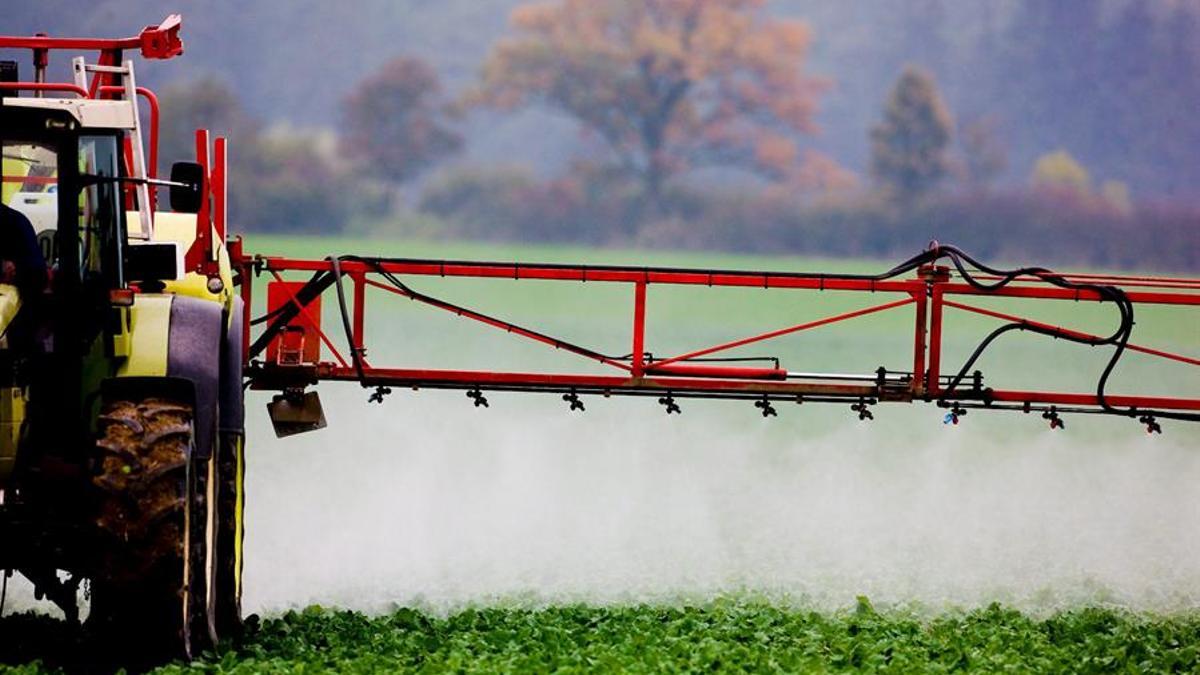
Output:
top-left (113, 294), bottom-right (223, 459)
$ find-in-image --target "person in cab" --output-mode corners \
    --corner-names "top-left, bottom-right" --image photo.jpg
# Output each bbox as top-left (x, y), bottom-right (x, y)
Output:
top-left (0, 203), bottom-right (47, 348)
top-left (1, 203), bottom-right (46, 292)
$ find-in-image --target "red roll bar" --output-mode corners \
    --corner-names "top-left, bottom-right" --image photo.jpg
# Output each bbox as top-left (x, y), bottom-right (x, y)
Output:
top-left (0, 15), bottom-right (182, 60)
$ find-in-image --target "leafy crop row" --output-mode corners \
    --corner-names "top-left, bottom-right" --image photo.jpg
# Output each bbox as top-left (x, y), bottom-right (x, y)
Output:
top-left (4, 599), bottom-right (1199, 673)
top-left (177, 599), bottom-right (1200, 674)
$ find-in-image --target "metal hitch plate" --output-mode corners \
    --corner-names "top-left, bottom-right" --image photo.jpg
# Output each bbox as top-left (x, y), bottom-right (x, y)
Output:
top-left (267, 391), bottom-right (327, 438)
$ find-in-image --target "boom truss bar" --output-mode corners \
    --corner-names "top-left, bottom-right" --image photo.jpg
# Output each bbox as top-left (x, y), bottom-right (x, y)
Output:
top-left (231, 243), bottom-right (1200, 426)
top-left (942, 299), bottom-right (1200, 368)
top-left (650, 296), bottom-right (916, 369)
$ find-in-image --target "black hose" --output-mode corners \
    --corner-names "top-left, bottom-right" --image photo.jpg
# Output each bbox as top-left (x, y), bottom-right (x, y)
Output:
top-left (931, 245), bottom-right (1192, 422)
top-left (328, 256), bottom-right (368, 385)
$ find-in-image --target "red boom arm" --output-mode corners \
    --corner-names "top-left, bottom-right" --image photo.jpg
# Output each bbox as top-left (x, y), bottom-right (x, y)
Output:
top-left (231, 242), bottom-right (1200, 433)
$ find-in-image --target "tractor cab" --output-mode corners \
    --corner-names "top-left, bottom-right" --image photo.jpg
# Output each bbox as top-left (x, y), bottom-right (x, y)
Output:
top-left (2, 112), bottom-right (130, 308)
top-left (0, 45), bottom-right (180, 494)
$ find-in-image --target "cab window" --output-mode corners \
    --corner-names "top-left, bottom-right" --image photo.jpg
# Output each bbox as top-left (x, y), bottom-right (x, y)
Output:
top-left (2, 141), bottom-right (58, 264)
top-left (78, 135), bottom-right (122, 283)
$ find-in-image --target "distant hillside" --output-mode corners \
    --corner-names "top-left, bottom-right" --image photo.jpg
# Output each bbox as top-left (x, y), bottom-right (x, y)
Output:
top-left (5, 0), bottom-right (1198, 199)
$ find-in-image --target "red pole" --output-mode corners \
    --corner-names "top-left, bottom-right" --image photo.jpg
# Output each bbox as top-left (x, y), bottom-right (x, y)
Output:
top-left (185, 129), bottom-right (211, 269)
top-left (0, 82), bottom-right (89, 97)
top-left (632, 280), bottom-right (647, 377)
top-left (927, 286), bottom-right (944, 396)
top-left (143, 87), bottom-right (159, 179)
top-left (353, 272), bottom-right (367, 361)
top-left (911, 290), bottom-right (928, 397)
top-left (237, 246), bottom-right (253, 365)
top-left (212, 137), bottom-right (227, 243)
top-left (240, 278), bottom-right (253, 364)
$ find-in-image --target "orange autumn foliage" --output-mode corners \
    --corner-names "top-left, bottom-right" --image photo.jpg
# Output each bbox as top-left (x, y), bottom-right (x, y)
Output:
top-left (473, 0), bottom-right (828, 203)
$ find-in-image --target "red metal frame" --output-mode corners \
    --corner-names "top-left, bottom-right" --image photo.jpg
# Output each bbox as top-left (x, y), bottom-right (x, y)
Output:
top-left (0, 15), bottom-right (182, 61)
top-left (1, 18), bottom-right (177, 206)
top-left (1, 82), bottom-right (160, 181)
top-left (234, 252), bottom-right (1200, 422)
top-left (0, 82), bottom-right (89, 98)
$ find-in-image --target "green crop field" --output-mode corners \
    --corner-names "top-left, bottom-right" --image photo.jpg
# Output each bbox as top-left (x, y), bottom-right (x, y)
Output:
top-left (5, 601), bottom-right (1200, 673)
top-left (3, 236), bottom-right (1198, 673)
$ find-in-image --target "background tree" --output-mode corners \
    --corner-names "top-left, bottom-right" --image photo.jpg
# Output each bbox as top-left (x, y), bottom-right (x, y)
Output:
top-left (157, 78), bottom-right (368, 232)
top-left (1100, 180), bottom-right (1132, 215)
top-left (472, 0), bottom-right (827, 212)
top-left (869, 66), bottom-right (953, 202)
top-left (157, 78), bottom-right (261, 219)
top-left (1031, 149), bottom-right (1090, 196)
top-left (958, 116), bottom-right (1007, 191)
top-left (341, 56), bottom-right (463, 189)
top-left (157, 77), bottom-right (259, 167)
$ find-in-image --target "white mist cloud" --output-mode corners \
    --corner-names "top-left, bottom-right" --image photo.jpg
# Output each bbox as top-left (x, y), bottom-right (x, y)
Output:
top-left (240, 388), bottom-right (1200, 616)
top-left (4, 387), bottom-right (1195, 619)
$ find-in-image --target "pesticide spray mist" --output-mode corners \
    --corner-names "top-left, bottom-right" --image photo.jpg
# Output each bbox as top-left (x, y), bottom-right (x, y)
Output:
top-left (240, 387), bottom-right (1200, 617)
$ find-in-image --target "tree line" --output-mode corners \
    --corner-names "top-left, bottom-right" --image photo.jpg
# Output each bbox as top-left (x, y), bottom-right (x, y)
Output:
top-left (151, 0), bottom-right (1197, 270)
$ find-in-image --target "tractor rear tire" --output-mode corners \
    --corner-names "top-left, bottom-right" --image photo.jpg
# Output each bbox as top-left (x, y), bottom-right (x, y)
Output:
top-left (88, 396), bottom-right (218, 664)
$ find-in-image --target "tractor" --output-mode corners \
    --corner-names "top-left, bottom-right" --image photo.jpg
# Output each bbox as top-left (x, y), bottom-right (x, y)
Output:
top-left (1, 17), bottom-right (243, 661)
top-left (1, 15), bottom-right (1197, 667)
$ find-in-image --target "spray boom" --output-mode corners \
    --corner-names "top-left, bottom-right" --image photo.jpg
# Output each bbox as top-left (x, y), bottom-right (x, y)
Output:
top-left (231, 243), bottom-right (1200, 436)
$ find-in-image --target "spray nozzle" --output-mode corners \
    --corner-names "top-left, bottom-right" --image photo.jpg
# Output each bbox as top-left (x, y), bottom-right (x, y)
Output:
top-left (943, 403), bottom-right (966, 425)
top-left (658, 394), bottom-right (681, 415)
top-left (467, 388), bottom-right (489, 408)
top-left (563, 391), bottom-right (585, 412)
top-left (368, 386), bottom-right (392, 404)
top-left (754, 396), bottom-right (777, 418)
top-left (1138, 414), bottom-right (1162, 434)
top-left (1042, 407), bottom-right (1064, 430)
top-left (851, 399), bottom-right (874, 422)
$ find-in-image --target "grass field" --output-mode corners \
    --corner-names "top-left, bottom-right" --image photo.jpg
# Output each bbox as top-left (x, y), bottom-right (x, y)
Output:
top-left (2, 236), bottom-right (1198, 672)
